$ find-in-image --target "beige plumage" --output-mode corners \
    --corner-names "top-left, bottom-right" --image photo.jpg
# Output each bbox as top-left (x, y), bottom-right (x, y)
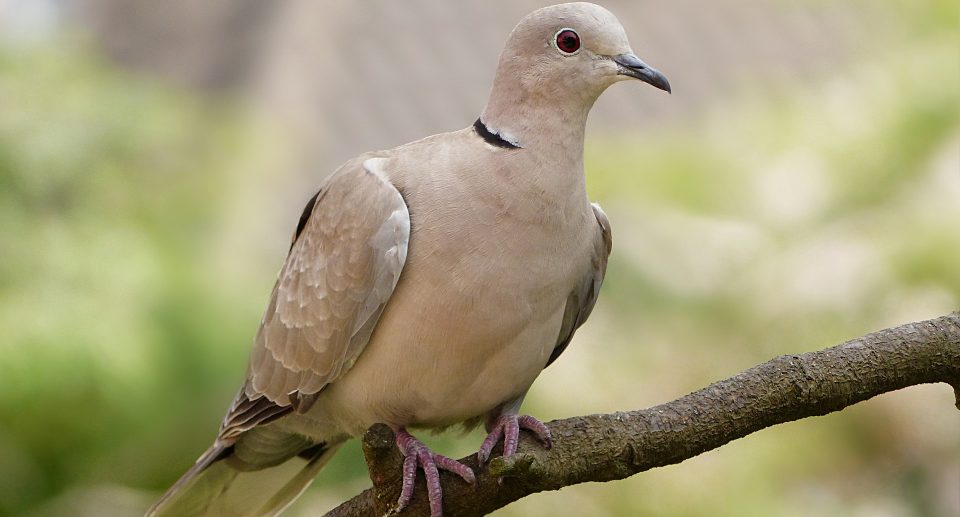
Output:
top-left (147, 3), bottom-right (669, 516)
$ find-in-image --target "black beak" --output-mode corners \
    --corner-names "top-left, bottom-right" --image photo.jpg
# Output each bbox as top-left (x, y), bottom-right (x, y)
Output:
top-left (613, 53), bottom-right (671, 93)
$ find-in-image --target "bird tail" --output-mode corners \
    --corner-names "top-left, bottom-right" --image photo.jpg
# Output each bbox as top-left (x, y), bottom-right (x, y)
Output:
top-left (146, 436), bottom-right (344, 517)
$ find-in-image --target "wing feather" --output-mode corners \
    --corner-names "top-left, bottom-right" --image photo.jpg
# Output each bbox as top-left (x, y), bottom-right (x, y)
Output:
top-left (220, 158), bottom-right (409, 439)
top-left (546, 203), bottom-right (612, 367)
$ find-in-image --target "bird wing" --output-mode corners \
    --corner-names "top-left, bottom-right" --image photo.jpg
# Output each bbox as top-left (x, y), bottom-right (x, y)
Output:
top-left (545, 203), bottom-right (612, 368)
top-left (220, 158), bottom-right (410, 441)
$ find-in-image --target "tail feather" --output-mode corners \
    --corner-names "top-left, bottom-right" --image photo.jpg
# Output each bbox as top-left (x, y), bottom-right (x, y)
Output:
top-left (146, 439), bottom-right (343, 517)
top-left (146, 442), bottom-right (231, 516)
top-left (257, 443), bottom-right (343, 516)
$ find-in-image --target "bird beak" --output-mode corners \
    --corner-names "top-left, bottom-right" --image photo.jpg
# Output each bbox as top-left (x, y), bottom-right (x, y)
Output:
top-left (613, 53), bottom-right (671, 93)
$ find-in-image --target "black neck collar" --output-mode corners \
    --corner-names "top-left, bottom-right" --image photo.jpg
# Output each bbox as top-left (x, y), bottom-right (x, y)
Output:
top-left (473, 118), bottom-right (520, 149)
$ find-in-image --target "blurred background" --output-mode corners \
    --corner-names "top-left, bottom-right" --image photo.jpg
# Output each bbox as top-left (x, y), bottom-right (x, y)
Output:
top-left (0, 0), bottom-right (957, 515)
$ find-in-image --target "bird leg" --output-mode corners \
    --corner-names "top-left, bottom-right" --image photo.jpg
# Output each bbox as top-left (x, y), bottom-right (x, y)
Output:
top-left (477, 413), bottom-right (553, 464)
top-left (393, 427), bottom-right (475, 516)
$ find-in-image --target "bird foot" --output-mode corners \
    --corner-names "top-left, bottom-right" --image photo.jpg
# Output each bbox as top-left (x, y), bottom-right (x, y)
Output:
top-left (477, 414), bottom-right (552, 465)
top-left (394, 428), bottom-right (475, 516)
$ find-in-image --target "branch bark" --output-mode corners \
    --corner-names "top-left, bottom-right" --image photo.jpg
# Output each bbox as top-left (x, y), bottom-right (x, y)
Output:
top-left (326, 312), bottom-right (960, 517)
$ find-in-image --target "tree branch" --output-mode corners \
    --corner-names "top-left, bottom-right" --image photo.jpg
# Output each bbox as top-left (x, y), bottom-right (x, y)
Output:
top-left (326, 312), bottom-right (960, 517)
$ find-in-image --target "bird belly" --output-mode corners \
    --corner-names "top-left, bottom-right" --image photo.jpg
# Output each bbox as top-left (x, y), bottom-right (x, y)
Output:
top-left (313, 255), bottom-right (571, 436)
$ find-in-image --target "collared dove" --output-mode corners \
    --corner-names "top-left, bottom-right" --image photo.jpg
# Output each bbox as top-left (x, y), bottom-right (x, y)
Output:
top-left (147, 3), bottom-right (669, 516)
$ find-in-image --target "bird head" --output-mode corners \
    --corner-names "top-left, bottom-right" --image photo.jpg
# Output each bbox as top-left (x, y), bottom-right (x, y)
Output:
top-left (481, 3), bottom-right (669, 147)
top-left (497, 3), bottom-right (670, 101)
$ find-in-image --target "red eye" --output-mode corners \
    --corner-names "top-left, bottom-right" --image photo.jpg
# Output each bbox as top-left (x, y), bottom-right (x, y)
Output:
top-left (555, 29), bottom-right (580, 54)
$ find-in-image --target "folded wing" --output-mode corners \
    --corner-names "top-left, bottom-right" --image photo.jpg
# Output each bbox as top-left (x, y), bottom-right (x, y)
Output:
top-left (225, 158), bottom-right (410, 438)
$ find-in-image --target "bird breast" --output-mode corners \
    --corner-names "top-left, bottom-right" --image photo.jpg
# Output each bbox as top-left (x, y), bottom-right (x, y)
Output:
top-left (312, 136), bottom-right (597, 434)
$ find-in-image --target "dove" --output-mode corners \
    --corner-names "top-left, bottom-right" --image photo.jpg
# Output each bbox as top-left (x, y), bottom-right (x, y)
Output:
top-left (146, 3), bottom-right (669, 516)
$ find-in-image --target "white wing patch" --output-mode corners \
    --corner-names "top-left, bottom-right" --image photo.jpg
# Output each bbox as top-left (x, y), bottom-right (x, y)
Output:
top-left (362, 157), bottom-right (389, 181)
top-left (359, 207), bottom-right (409, 335)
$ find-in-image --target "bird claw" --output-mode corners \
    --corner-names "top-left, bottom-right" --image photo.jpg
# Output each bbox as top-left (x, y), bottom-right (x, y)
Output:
top-left (394, 429), bottom-right (475, 517)
top-left (477, 413), bottom-right (552, 465)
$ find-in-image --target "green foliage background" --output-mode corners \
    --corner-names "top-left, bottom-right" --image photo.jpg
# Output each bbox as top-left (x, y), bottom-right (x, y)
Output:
top-left (0, 1), bottom-right (957, 515)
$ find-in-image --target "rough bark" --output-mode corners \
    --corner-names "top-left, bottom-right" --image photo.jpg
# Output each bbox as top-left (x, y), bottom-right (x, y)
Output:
top-left (325, 312), bottom-right (960, 517)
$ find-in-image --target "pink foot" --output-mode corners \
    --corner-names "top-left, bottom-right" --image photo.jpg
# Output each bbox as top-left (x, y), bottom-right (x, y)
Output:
top-left (477, 414), bottom-right (552, 464)
top-left (394, 428), bottom-right (475, 516)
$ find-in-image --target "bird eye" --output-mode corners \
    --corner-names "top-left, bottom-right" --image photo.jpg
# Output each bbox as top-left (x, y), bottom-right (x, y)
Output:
top-left (555, 29), bottom-right (580, 55)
